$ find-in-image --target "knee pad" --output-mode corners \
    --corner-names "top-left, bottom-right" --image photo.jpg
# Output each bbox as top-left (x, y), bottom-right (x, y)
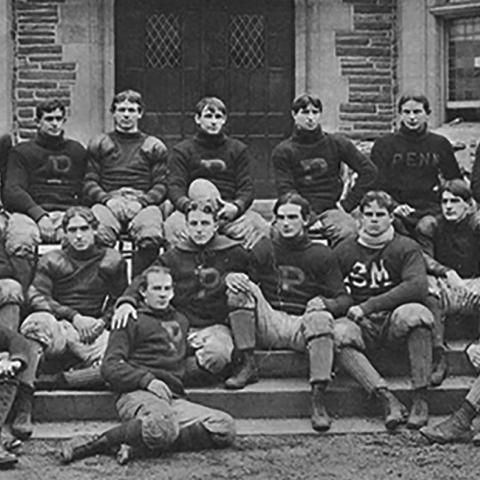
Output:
top-left (0, 278), bottom-right (23, 305)
top-left (390, 303), bottom-right (434, 339)
top-left (227, 289), bottom-right (256, 309)
top-left (333, 319), bottom-right (366, 351)
top-left (188, 179), bottom-right (221, 204)
top-left (141, 410), bottom-right (179, 451)
top-left (301, 311), bottom-right (333, 342)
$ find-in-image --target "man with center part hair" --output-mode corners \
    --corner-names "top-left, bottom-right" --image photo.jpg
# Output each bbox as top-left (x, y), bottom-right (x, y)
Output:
top-left (416, 179), bottom-right (480, 385)
top-left (84, 89), bottom-right (168, 275)
top-left (60, 265), bottom-right (235, 465)
top-left (272, 93), bottom-right (378, 245)
top-left (3, 99), bottom-right (88, 284)
top-left (165, 96), bottom-right (269, 250)
top-left (333, 191), bottom-right (434, 430)
top-left (371, 92), bottom-right (461, 236)
top-left (21, 206), bottom-right (127, 398)
top-left (225, 193), bottom-right (352, 430)
top-left (113, 200), bottom-right (258, 388)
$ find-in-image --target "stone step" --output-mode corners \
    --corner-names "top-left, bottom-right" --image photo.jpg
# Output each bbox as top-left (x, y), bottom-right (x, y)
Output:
top-left (257, 340), bottom-right (473, 378)
top-left (32, 375), bottom-right (477, 422)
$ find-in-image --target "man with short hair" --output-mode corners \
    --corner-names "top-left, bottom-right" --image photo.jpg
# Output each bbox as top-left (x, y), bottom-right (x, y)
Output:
top-left (227, 192), bottom-right (351, 431)
top-left (21, 206), bottom-right (127, 406)
top-left (371, 92), bottom-right (462, 235)
top-left (3, 99), bottom-right (88, 281)
top-left (84, 89), bottom-right (168, 275)
top-left (113, 199), bottom-right (257, 387)
top-left (333, 191), bottom-right (434, 430)
top-left (272, 93), bottom-right (377, 245)
top-left (165, 96), bottom-right (269, 250)
top-left (416, 179), bottom-right (480, 385)
top-left (60, 265), bottom-right (235, 465)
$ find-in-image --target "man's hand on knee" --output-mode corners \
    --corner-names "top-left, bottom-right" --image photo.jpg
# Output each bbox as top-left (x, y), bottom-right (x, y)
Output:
top-left (225, 272), bottom-right (251, 294)
top-left (147, 379), bottom-right (172, 402)
top-left (347, 305), bottom-right (365, 323)
top-left (73, 314), bottom-right (104, 343)
top-left (124, 200), bottom-right (142, 220)
top-left (37, 215), bottom-right (56, 242)
top-left (466, 343), bottom-right (480, 371)
top-left (111, 303), bottom-right (137, 330)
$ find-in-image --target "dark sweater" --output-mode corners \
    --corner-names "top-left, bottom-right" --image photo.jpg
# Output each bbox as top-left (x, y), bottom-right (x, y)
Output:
top-left (416, 213), bottom-right (480, 278)
top-left (4, 131), bottom-right (88, 221)
top-left (168, 131), bottom-right (254, 215)
top-left (28, 244), bottom-right (128, 323)
top-left (371, 125), bottom-right (461, 214)
top-left (250, 235), bottom-right (351, 316)
top-left (0, 324), bottom-right (30, 370)
top-left (117, 235), bottom-right (250, 327)
top-left (84, 130), bottom-right (168, 206)
top-left (334, 233), bottom-right (428, 315)
top-left (101, 305), bottom-right (189, 395)
top-left (272, 127), bottom-right (377, 214)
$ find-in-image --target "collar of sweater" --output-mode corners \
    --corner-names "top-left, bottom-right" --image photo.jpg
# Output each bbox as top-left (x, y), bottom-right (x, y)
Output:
top-left (137, 303), bottom-right (177, 321)
top-left (398, 123), bottom-right (429, 142)
top-left (35, 131), bottom-right (66, 150)
top-left (63, 243), bottom-right (105, 261)
top-left (176, 234), bottom-right (240, 252)
top-left (112, 130), bottom-right (144, 142)
top-left (357, 225), bottom-right (395, 249)
top-left (194, 130), bottom-right (227, 148)
top-left (292, 126), bottom-right (324, 144)
top-left (274, 231), bottom-right (312, 251)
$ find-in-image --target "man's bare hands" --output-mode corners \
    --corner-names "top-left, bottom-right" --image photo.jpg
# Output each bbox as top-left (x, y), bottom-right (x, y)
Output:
top-left (38, 215), bottom-right (56, 242)
top-left (111, 303), bottom-right (137, 330)
top-left (73, 314), bottom-right (104, 343)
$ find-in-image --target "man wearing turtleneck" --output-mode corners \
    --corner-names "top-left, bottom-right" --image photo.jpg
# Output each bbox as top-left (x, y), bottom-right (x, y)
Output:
top-left (165, 96), bottom-right (269, 250)
top-left (230, 193), bottom-right (351, 431)
top-left (333, 191), bottom-right (434, 431)
top-left (3, 99), bottom-right (88, 283)
top-left (113, 200), bottom-right (257, 389)
top-left (416, 180), bottom-right (480, 385)
top-left (371, 92), bottom-right (461, 235)
top-left (84, 90), bottom-right (168, 275)
top-left (272, 93), bottom-right (377, 245)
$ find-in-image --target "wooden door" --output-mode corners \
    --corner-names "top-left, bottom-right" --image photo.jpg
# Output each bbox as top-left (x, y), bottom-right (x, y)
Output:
top-left (115, 0), bottom-right (294, 197)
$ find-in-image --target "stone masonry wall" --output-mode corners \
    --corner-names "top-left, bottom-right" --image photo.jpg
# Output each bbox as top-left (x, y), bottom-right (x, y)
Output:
top-left (12, 0), bottom-right (76, 141)
top-left (336, 0), bottom-right (397, 139)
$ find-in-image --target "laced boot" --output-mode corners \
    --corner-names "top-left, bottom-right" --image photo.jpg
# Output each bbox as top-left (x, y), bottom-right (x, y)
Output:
top-left (420, 401), bottom-right (475, 444)
top-left (60, 434), bottom-right (110, 464)
top-left (0, 381), bottom-right (18, 469)
top-left (376, 388), bottom-right (408, 431)
top-left (311, 382), bottom-right (331, 432)
top-left (431, 348), bottom-right (448, 387)
top-left (11, 384), bottom-right (34, 440)
top-left (224, 350), bottom-right (258, 390)
top-left (407, 389), bottom-right (429, 429)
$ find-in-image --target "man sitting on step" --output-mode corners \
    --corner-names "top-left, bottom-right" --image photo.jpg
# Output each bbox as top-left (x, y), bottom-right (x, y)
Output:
top-left (60, 265), bottom-right (235, 465)
top-left (420, 339), bottom-right (480, 444)
top-left (112, 199), bottom-right (257, 389)
top-left (333, 190), bottom-right (435, 430)
top-left (20, 206), bottom-right (127, 392)
top-left (0, 324), bottom-right (39, 469)
top-left (225, 193), bottom-right (352, 431)
top-left (416, 179), bottom-right (480, 385)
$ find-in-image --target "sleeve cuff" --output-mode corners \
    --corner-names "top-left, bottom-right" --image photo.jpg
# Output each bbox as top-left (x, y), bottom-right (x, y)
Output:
top-left (139, 372), bottom-right (156, 390)
top-left (27, 206), bottom-right (48, 222)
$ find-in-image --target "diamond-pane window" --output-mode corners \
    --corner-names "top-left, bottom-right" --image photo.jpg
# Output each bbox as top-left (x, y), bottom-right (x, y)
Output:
top-left (145, 14), bottom-right (181, 69)
top-left (229, 14), bottom-right (265, 69)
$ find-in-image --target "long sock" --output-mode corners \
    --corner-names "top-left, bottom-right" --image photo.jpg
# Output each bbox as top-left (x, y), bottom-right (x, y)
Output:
top-left (336, 347), bottom-right (387, 394)
top-left (228, 309), bottom-right (256, 350)
top-left (424, 294), bottom-right (445, 350)
top-left (308, 336), bottom-right (334, 384)
top-left (455, 400), bottom-right (477, 427)
top-left (103, 419), bottom-right (145, 449)
top-left (407, 327), bottom-right (433, 389)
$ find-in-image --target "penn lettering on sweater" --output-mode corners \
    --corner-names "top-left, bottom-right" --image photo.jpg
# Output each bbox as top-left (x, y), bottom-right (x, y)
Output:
top-left (371, 126), bottom-right (461, 212)
top-left (28, 244), bottom-right (128, 323)
top-left (4, 132), bottom-right (88, 221)
top-left (168, 131), bottom-right (254, 214)
top-left (334, 233), bottom-right (428, 315)
top-left (272, 127), bottom-right (377, 214)
top-left (250, 235), bottom-right (351, 317)
top-left (117, 235), bottom-right (250, 328)
top-left (416, 213), bottom-right (480, 279)
top-left (101, 305), bottom-right (189, 395)
top-left (84, 130), bottom-right (168, 206)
